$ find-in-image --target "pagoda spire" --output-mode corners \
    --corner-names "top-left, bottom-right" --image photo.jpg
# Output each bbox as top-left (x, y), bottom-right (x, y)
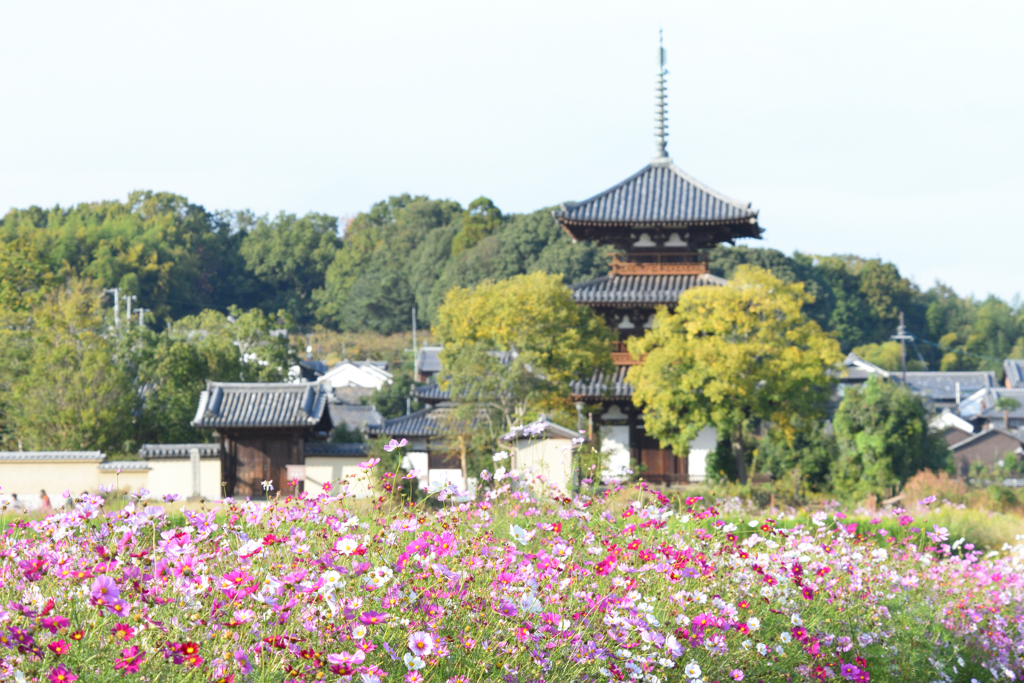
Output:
top-left (653, 30), bottom-right (670, 165)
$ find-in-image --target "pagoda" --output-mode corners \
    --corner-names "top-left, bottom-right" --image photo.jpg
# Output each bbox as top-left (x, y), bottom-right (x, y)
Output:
top-left (557, 36), bottom-right (762, 485)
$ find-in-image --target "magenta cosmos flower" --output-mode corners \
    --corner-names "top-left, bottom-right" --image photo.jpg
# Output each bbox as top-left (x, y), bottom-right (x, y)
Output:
top-left (359, 610), bottom-right (388, 625)
top-left (407, 631), bottom-right (434, 657)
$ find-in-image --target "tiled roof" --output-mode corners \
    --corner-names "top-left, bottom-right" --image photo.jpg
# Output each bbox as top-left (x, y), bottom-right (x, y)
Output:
top-left (417, 347), bottom-right (443, 374)
top-left (191, 381), bottom-right (331, 429)
top-left (503, 419), bottom-right (580, 441)
top-left (899, 371), bottom-right (998, 402)
top-left (366, 407), bottom-right (455, 438)
top-left (1004, 360), bottom-right (1024, 388)
top-left (553, 162), bottom-right (759, 228)
top-left (304, 442), bottom-right (369, 457)
top-left (839, 352), bottom-right (890, 381)
top-left (960, 388), bottom-right (1024, 420)
top-left (99, 460), bottom-right (152, 471)
top-left (138, 443), bottom-right (221, 459)
top-left (411, 382), bottom-right (450, 404)
top-left (570, 366), bottom-right (634, 400)
top-left (328, 403), bottom-right (384, 431)
top-left (0, 451), bottom-right (104, 462)
top-left (572, 273), bottom-right (725, 307)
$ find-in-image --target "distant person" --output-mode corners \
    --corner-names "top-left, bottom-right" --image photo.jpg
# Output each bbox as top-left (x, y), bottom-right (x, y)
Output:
top-left (10, 494), bottom-right (21, 511)
top-left (40, 489), bottom-right (51, 513)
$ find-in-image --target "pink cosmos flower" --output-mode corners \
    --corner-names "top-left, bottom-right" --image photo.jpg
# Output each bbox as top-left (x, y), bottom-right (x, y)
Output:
top-left (358, 458), bottom-right (381, 469)
top-left (48, 665), bottom-right (78, 683)
top-left (90, 575), bottom-right (119, 604)
top-left (919, 495), bottom-right (937, 505)
top-left (114, 645), bottom-right (146, 674)
top-left (48, 639), bottom-right (70, 655)
top-left (359, 610), bottom-right (388, 625)
top-left (730, 670), bottom-right (745, 681)
top-left (233, 649), bottom-right (253, 675)
top-left (407, 631), bottom-right (434, 656)
top-left (111, 623), bottom-right (135, 641)
top-left (383, 438), bottom-right (408, 452)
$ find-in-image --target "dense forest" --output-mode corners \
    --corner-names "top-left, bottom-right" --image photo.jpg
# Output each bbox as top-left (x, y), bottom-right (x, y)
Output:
top-left (3, 190), bottom-right (1020, 372)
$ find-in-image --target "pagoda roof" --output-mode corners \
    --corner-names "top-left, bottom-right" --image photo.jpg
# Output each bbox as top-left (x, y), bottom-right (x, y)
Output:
top-left (570, 366), bottom-right (634, 401)
top-left (553, 161), bottom-right (760, 235)
top-left (572, 272), bottom-right (725, 307)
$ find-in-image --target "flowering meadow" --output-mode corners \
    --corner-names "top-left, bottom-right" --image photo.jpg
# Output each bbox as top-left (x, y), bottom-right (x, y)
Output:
top-left (1, 445), bottom-right (1023, 683)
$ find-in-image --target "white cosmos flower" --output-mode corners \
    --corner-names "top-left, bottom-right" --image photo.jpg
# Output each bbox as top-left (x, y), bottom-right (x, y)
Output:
top-left (684, 661), bottom-right (702, 678)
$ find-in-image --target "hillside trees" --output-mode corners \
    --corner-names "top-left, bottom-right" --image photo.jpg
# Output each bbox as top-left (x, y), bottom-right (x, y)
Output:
top-left (627, 266), bottom-right (843, 484)
top-left (240, 211), bottom-right (341, 325)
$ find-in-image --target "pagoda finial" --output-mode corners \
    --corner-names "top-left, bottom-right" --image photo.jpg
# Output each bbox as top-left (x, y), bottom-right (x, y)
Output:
top-left (653, 29), bottom-right (671, 165)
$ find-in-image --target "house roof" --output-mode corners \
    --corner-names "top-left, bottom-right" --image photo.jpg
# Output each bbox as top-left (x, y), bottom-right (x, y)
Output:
top-left (328, 403), bottom-right (384, 431)
top-left (572, 273), bottom-right (726, 307)
top-left (899, 371), bottom-right (998, 403)
top-left (366, 406), bottom-right (456, 438)
top-left (1004, 359), bottom-right (1024, 389)
top-left (570, 365), bottom-right (634, 401)
top-left (411, 382), bottom-right (450, 404)
top-left (138, 443), bottom-right (221, 459)
top-left (99, 460), bottom-right (152, 471)
top-left (0, 451), bottom-right (105, 462)
top-left (417, 347), bottom-right (443, 374)
top-left (503, 418), bottom-right (580, 442)
top-left (321, 360), bottom-right (393, 384)
top-left (304, 442), bottom-right (369, 457)
top-left (191, 381), bottom-right (331, 430)
top-left (959, 388), bottom-right (1024, 421)
top-left (949, 427), bottom-right (1024, 452)
top-left (552, 162), bottom-right (760, 231)
top-left (840, 352), bottom-right (891, 381)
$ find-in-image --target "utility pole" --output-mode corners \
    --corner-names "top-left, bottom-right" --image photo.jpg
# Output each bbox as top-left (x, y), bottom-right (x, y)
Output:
top-left (411, 306), bottom-right (418, 381)
top-left (137, 307), bottom-right (149, 327)
top-left (891, 311), bottom-right (913, 384)
top-left (103, 288), bottom-right (120, 328)
top-left (125, 294), bottom-right (136, 323)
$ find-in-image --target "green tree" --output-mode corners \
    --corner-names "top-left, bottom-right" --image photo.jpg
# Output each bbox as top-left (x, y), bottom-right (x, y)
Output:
top-left (0, 192), bottom-right (258, 323)
top-left (627, 265), bottom-right (843, 484)
top-left (832, 375), bottom-right (950, 498)
top-left (851, 340), bottom-right (927, 372)
top-left (133, 307), bottom-right (294, 444)
top-left (995, 396), bottom-right (1021, 431)
top-left (0, 281), bottom-right (138, 453)
top-left (449, 197), bottom-right (502, 256)
top-left (240, 211), bottom-right (341, 325)
top-left (756, 420), bottom-right (838, 494)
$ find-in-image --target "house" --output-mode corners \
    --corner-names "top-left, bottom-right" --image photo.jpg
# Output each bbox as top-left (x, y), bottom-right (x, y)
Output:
top-left (897, 371), bottom-right (998, 413)
top-left (1004, 359), bottom-right (1024, 389)
top-left (321, 360), bottom-right (392, 392)
top-left (958, 387), bottom-right (1024, 431)
top-left (502, 419), bottom-right (580, 494)
top-left (561, 46), bottom-right (761, 485)
top-left (366, 405), bottom-right (465, 492)
top-left (949, 428), bottom-right (1024, 478)
top-left (929, 411), bottom-right (976, 448)
top-left (415, 346), bottom-right (443, 383)
top-left (191, 381), bottom-right (333, 497)
top-left (328, 403), bottom-right (384, 435)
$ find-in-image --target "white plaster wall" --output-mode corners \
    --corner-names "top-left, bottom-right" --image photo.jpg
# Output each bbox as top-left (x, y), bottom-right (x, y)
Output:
top-left (427, 468), bottom-right (464, 492)
top-left (304, 456), bottom-right (373, 498)
top-left (688, 426), bottom-right (718, 478)
top-left (96, 469), bottom-right (151, 495)
top-left (142, 459), bottom-right (222, 500)
top-left (514, 437), bottom-right (573, 494)
top-left (600, 425), bottom-right (632, 481)
top-left (401, 451), bottom-right (429, 490)
top-left (0, 461), bottom-right (102, 501)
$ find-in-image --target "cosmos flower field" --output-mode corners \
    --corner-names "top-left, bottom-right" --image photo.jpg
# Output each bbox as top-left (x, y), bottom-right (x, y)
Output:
top-left (1, 447), bottom-right (1023, 683)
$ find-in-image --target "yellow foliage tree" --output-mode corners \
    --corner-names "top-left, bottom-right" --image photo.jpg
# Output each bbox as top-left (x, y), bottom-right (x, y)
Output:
top-left (627, 265), bottom-right (842, 483)
top-left (436, 271), bottom-right (612, 431)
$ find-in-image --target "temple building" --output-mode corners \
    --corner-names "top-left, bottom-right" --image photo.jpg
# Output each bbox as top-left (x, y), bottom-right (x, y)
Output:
top-left (560, 38), bottom-right (762, 485)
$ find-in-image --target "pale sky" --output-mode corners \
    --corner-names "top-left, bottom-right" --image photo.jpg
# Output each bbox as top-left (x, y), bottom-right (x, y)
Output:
top-left (1, 1), bottom-right (1021, 302)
